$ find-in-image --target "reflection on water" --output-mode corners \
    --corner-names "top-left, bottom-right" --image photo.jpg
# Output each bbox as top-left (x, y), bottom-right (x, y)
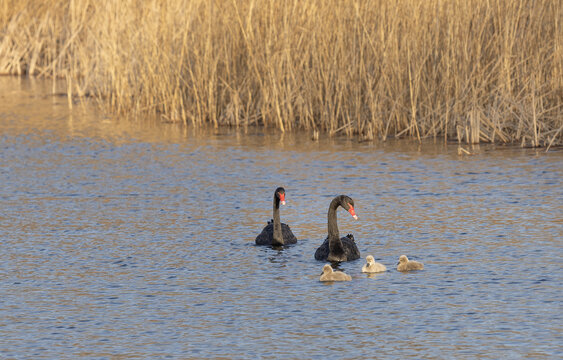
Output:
top-left (1, 77), bottom-right (562, 358)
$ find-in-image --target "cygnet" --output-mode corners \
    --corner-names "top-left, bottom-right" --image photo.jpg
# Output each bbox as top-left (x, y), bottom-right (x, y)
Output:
top-left (396, 254), bottom-right (424, 271)
top-left (319, 264), bottom-right (352, 282)
top-left (362, 255), bottom-right (387, 273)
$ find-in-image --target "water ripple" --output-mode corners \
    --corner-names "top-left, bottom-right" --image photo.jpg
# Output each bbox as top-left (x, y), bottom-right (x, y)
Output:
top-left (1, 78), bottom-right (562, 358)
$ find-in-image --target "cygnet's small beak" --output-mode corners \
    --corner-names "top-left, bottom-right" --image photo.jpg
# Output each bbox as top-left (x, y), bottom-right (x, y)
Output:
top-left (279, 193), bottom-right (286, 206)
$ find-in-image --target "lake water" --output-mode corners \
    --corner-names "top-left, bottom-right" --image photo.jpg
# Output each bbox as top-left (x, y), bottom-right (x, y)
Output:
top-left (1, 77), bottom-right (562, 359)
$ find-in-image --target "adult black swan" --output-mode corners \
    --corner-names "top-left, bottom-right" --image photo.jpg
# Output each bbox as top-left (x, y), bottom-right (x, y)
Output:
top-left (314, 195), bottom-right (360, 262)
top-left (255, 187), bottom-right (297, 246)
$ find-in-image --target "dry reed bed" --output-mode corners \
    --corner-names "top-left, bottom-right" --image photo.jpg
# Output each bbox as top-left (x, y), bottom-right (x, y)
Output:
top-left (1, 0), bottom-right (562, 147)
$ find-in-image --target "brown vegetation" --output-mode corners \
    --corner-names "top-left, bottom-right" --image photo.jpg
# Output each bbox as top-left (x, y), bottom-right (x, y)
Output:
top-left (1, 0), bottom-right (562, 147)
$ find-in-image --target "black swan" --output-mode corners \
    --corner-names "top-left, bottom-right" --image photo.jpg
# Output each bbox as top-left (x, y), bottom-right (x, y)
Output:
top-left (255, 187), bottom-right (297, 246)
top-left (314, 195), bottom-right (360, 262)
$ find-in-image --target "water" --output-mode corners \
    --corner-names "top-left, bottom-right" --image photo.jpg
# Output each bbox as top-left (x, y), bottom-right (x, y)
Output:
top-left (1, 77), bottom-right (562, 359)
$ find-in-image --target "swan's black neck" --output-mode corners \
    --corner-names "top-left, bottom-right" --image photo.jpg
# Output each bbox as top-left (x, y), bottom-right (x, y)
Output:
top-left (272, 194), bottom-right (283, 245)
top-left (327, 197), bottom-right (344, 255)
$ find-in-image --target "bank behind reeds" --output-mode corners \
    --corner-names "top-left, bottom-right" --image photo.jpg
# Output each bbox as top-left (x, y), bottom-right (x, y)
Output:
top-left (1, 0), bottom-right (562, 146)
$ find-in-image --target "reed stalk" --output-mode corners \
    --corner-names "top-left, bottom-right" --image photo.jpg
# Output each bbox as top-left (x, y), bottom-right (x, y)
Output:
top-left (1, 0), bottom-right (561, 147)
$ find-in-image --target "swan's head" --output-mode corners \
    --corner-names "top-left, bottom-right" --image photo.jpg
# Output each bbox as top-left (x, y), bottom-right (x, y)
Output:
top-left (398, 255), bottom-right (408, 265)
top-left (322, 264), bottom-right (334, 274)
top-left (366, 255), bottom-right (375, 265)
top-left (340, 195), bottom-right (358, 220)
top-left (275, 187), bottom-right (286, 205)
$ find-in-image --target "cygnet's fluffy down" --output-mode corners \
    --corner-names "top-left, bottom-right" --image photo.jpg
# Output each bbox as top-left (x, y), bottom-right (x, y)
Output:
top-left (362, 255), bottom-right (387, 273)
top-left (319, 264), bottom-right (352, 282)
top-left (396, 255), bottom-right (424, 271)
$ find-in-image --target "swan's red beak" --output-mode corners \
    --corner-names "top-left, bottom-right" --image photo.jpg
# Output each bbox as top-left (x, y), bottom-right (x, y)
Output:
top-left (348, 205), bottom-right (358, 220)
top-left (279, 193), bottom-right (286, 205)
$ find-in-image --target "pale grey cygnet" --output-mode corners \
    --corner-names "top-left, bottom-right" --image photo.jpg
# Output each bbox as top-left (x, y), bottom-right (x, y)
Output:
top-left (396, 255), bottom-right (424, 271)
top-left (319, 264), bottom-right (352, 282)
top-left (362, 255), bottom-right (387, 273)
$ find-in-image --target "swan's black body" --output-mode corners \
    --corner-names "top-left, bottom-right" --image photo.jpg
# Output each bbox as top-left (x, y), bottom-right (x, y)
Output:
top-left (314, 234), bottom-right (359, 262)
top-left (255, 187), bottom-right (297, 246)
top-left (255, 221), bottom-right (297, 246)
top-left (314, 195), bottom-right (360, 262)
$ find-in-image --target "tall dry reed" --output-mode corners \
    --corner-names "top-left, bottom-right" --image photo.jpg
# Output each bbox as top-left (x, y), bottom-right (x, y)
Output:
top-left (1, 0), bottom-right (562, 147)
